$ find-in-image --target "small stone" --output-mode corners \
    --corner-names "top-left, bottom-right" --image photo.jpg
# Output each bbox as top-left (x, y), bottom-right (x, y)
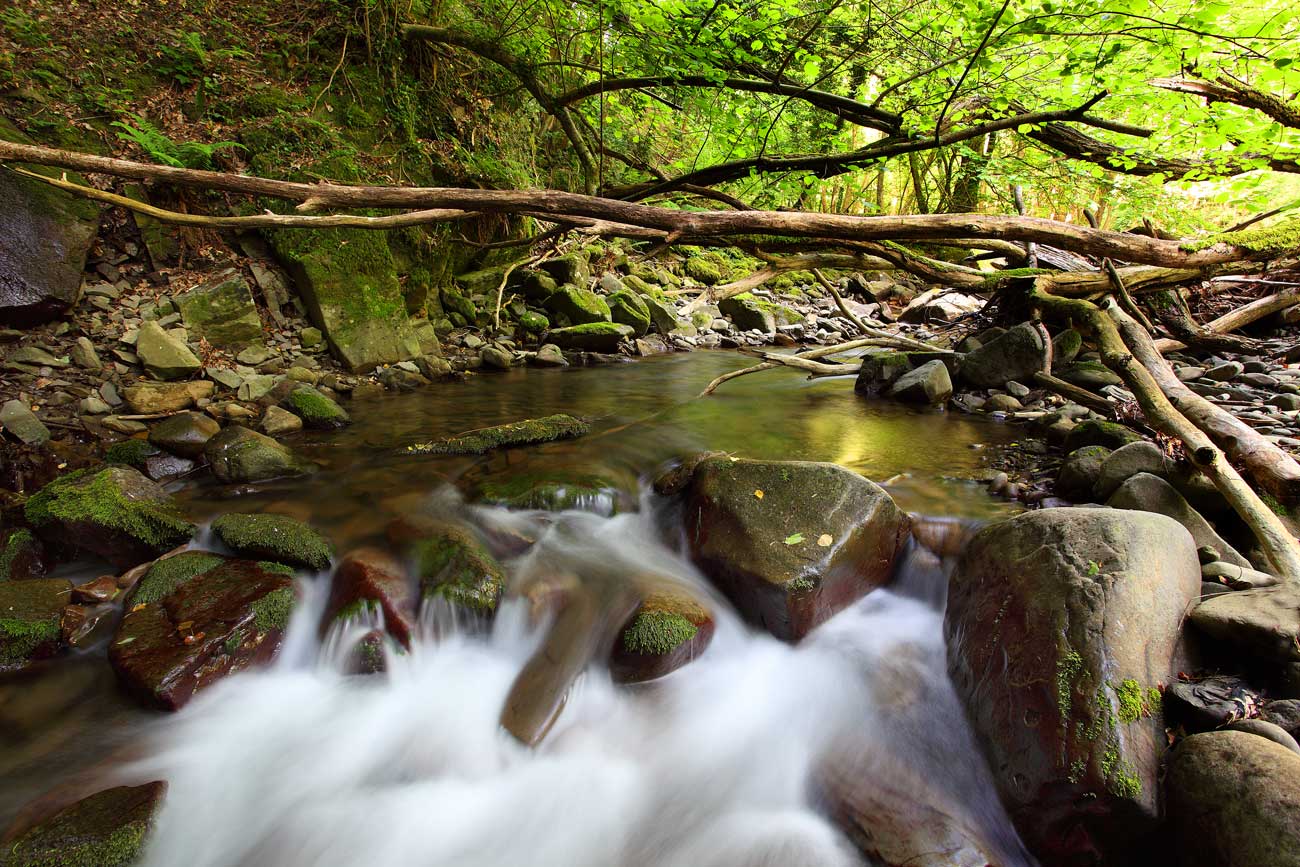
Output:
top-left (481, 345), bottom-right (514, 370)
top-left (8, 346), bottom-right (70, 368)
top-left (236, 345), bottom-right (273, 366)
top-left (300, 327), bottom-right (323, 348)
top-left (261, 405), bottom-right (304, 436)
top-left (135, 321), bottom-right (201, 380)
top-left (102, 416), bottom-right (149, 434)
top-left (79, 396), bottom-right (111, 415)
top-left (463, 334), bottom-right (484, 350)
top-left (237, 374), bottom-right (278, 402)
top-left (1203, 361), bottom-right (1244, 382)
top-left (206, 367), bottom-right (244, 389)
top-left (148, 411), bottom-right (221, 458)
top-left (70, 336), bottom-right (102, 370)
top-left (532, 344), bottom-right (568, 367)
top-left (1005, 380), bottom-right (1030, 398)
top-left (100, 382), bottom-right (122, 406)
top-left (0, 399), bottom-right (51, 445)
top-left (984, 393), bottom-right (1023, 413)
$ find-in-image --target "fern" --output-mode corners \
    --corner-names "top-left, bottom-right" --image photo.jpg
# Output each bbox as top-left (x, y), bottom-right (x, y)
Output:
top-left (111, 114), bottom-right (241, 170)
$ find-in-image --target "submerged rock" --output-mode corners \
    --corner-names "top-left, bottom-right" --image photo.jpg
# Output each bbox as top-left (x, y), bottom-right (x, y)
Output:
top-left (204, 425), bottom-right (317, 483)
top-left (0, 578), bottom-right (70, 670)
top-left (945, 507), bottom-right (1200, 864)
top-left (473, 470), bottom-right (626, 515)
top-left (24, 466), bottom-right (195, 568)
top-left (405, 414), bottom-right (589, 456)
top-left (110, 557), bottom-right (295, 709)
top-left (610, 589), bottom-right (715, 683)
top-left (210, 513), bottom-right (334, 571)
top-left (677, 457), bottom-right (910, 641)
top-left (1165, 731), bottom-right (1300, 867)
top-left (1, 782), bottom-right (165, 867)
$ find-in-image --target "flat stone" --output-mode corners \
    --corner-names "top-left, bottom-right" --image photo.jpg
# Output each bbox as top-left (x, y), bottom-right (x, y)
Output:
top-left (261, 405), bottom-right (304, 436)
top-left (0, 399), bottom-right (50, 445)
top-left (206, 367), bottom-right (244, 389)
top-left (70, 336), bottom-right (102, 370)
top-left (174, 268), bottom-right (263, 349)
top-left (79, 396), bottom-right (111, 415)
top-left (123, 380), bottom-right (214, 414)
top-left (237, 374), bottom-right (279, 402)
top-left (135, 320), bottom-right (201, 380)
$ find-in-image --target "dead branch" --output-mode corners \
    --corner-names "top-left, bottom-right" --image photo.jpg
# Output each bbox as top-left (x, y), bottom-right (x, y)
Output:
top-left (1154, 286), bottom-right (1300, 353)
top-left (1031, 372), bottom-right (1115, 415)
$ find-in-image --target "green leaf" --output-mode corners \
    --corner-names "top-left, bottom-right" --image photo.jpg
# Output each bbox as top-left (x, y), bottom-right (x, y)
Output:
top-left (783, 533), bottom-right (805, 545)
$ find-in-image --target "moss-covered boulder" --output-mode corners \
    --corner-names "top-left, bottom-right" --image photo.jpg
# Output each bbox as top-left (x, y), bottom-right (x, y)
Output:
top-left (718, 294), bottom-right (776, 333)
top-left (546, 322), bottom-right (634, 352)
top-left (607, 289), bottom-right (651, 337)
top-left (24, 467), bottom-right (195, 568)
top-left (210, 513), bottom-right (334, 571)
top-left (324, 547), bottom-right (416, 650)
top-left (538, 253), bottom-right (589, 288)
top-left (0, 527), bottom-right (44, 581)
top-left (518, 310), bottom-right (549, 334)
top-left (0, 152), bottom-right (99, 326)
top-left (406, 414), bottom-right (589, 456)
top-left (439, 287), bottom-right (478, 324)
top-left (0, 782), bottom-right (165, 867)
top-left (945, 508), bottom-right (1200, 863)
top-left (521, 270), bottom-right (559, 302)
top-left (280, 385), bottom-right (350, 429)
top-left (610, 590), bottom-right (714, 683)
top-left (676, 457), bottom-right (910, 641)
top-left (544, 286), bottom-right (611, 325)
top-left (473, 470), bottom-right (625, 515)
top-left (173, 268), bottom-right (264, 349)
top-left (684, 253), bottom-right (728, 285)
top-left (1064, 419), bottom-right (1144, 452)
top-left (399, 521), bottom-right (504, 617)
top-left (1055, 445), bottom-right (1111, 502)
top-left (204, 425), bottom-right (317, 483)
top-left (110, 557), bottom-right (295, 709)
top-left (0, 578), bottom-right (70, 670)
top-left (267, 227), bottom-right (419, 372)
top-left (639, 294), bottom-right (679, 334)
top-left (147, 411), bottom-right (221, 459)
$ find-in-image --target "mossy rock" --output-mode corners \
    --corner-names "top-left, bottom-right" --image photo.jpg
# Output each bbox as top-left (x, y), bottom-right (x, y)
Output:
top-left (406, 414), bottom-right (589, 456)
top-left (611, 590), bottom-right (715, 683)
top-left (1056, 445), bottom-right (1112, 502)
top-left (537, 253), bottom-right (590, 288)
top-left (544, 286), bottom-right (611, 325)
top-left (173, 268), bottom-right (263, 349)
top-left (474, 470), bottom-right (625, 515)
top-left (1064, 420), bottom-right (1144, 452)
top-left (211, 513), bottom-right (334, 571)
top-left (518, 310), bottom-right (549, 334)
top-left (281, 385), bottom-right (351, 430)
top-left (1, 782), bottom-right (165, 867)
top-left (0, 527), bottom-right (44, 581)
top-left (110, 559), bottom-right (296, 710)
top-left (607, 289), bottom-right (650, 337)
top-left (521, 271), bottom-right (559, 303)
top-left (104, 438), bottom-right (162, 468)
top-left (409, 524), bottom-right (504, 616)
top-left (0, 578), bottom-right (70, 669)
top-left (546, 322), bottom-right (634, 352)
top-left (204, 425), bottom-right (318, 483)
top-left (1057, 361), bottom-right (1123, 390)
top-left (24, 467), bottom-right (195, 568)
top-left (684, 253), bottom-right (730, 286)
top-left (440, 288), bottom-right (478, 322)
top-left (718, 294), bottom-right (776, 334)
top-left (128, 551), bottom-right (228, 607)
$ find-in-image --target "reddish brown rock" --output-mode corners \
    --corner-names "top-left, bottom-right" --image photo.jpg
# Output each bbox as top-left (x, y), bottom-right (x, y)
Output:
top-left (72, 576), bottom-right (120, 604)
top-left (0, 782), bottom-right (165, 866)
top-left (324, 547), bottom-right (416, 648)
top-left (610, 589), bottom-right (714, 683)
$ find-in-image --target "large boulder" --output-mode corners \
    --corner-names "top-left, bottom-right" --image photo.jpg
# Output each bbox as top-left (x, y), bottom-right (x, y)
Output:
top-left (204, 425), bottom-right (317, 483)
top-left (24, 466), bottom-right (195, 568)
top-left (676, 457), bottom-right (910, 641)
top-left (1055, 445), bottom-right (1111, 502)
top-left (607, 289), bottom-right (651, 337)
top-left (945, 508), bottom-right (1201, 863)
top-left (267, 227), bottom-right (419, 372)
top-left (135, 321), bottom-right (202, 381)
top-left (1165, 731), bottom-right (1300, 867)
top-left (1093, 441), bottom-right (1174, 500)
top-left (1107, 473), bottom-right (1250, 568)
top-left (0, 578), bottom-right (70, 670)
top-left (1, 782), bottom-right (165, 867)
top-left (958, 322), bottom-right (1046, 388)
top-left (173, 268), bottom-right (264, 349)
top-left (537, 253), bottom-right (589, 288)
top-left (887, 359), bottom-right (952, 405)
top-left (0, 157), bottom-right (98, 326)
top-left (546, 322), bottom-right (633, 352)
top-left (854, 352), bottom-right (915, 397)
top-left (544, 285), bottom-right (611, 325)
top-left (109, 555), bottom-right (295, 709)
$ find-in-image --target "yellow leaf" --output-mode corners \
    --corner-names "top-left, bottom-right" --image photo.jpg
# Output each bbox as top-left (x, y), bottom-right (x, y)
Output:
top-left (130, 603), bottom-right (147, 613)
top-left (817, 534), bottom-right (833, 547)
top-left (754, 489), bottom-right (764, 499)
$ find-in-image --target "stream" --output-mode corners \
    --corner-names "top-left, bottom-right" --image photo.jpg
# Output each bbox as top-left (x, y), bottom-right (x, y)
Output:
top-left (1, 351), bottom-right (1032, 864)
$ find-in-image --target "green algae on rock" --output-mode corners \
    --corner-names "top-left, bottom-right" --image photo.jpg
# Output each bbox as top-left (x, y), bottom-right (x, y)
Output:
top-left (128, 550), bottom-right (227, 606)
top-left (24, 466), bottom-right (195, 568)
top-left (545, 322), bottom-right (634, 352)
top-left (211, 513), bottom-right (334, 571)
top-left (611, 588), bottom-right (716, 683)
top-left (0, 578), bottom-right (70, 669)
top-left (281, 384), bottom-right (351, 429)
top-left (544, 285), bottom-right (612, 325)
top-left (473, 470), bottom-right (624, 514)
top-left (0, 782), bottom-right (166, 867)
top-left (204, 424), bottom-right (318, 483)
top-left (407, 524), bottom-right (504, 616)
top-left (405, 413), bottom-right (589, 456)
top-left (104, 438), bottom-right (162, 468)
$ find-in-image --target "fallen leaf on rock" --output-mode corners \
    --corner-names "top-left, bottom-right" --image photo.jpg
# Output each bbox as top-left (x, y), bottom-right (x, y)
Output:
top-left (754, 489), bottom-right (764, 499)
top-left (783, 533), bottom-right (804, 545)
top-left (816, 534), bottom-right (833, 547)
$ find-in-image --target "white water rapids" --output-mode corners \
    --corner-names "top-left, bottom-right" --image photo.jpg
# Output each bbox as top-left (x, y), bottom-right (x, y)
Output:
top-left (123, 493), bottom-right (1034, 867)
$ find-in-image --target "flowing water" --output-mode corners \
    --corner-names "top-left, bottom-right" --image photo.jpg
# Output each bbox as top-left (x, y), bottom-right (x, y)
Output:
top-left (1, 351), bottom-right (1033, 865)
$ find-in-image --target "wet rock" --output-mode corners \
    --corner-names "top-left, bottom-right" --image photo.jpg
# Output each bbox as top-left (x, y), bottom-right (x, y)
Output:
top-left (1, 782), bottom-right (165, 867)
top-left (0, 528), bottom-right (45, 581)
top-left (544, 286), bottom-right (611, 325)
top-left (1107, 473), bottom-right (1250, 568)
top-left (210, 512), bottom-right (333, 571)
top-left (532, 343), bottom-right (568, 367)
top-left (983, 393), bottom-right (1023, 413)
top-left (260, 405), bottom-right (303, 436)
top-left (110, 557), bottom-right (295, 709)
top-left (0, 161), bottom-right (98, 326)
top-left (958, 322), bottom-right (1045, 388)
top-left (376, 366), bottom-right (430, 390)
top-left (945, 507), bottom-right (1200, 863)
top-left (886, 359), bottom-right (952, 405)
top-left (1165, 731), bottom-right (1300, 867)
top-left (123, 379), bottom-right (213, 414)
top-left (147, 411), bottom-right (220, 458)
top-left (280, 385), bottom-right (350, 429)
top-left (324, 547), bottom-right (415, 649)
top-left (0, 400), bottom-right (50, 446)
top-left (406, 413), bottom-right (589, 456)
top-left (610, 589), bottom-right (714, 683)
top-left (537, 253), bottom-right (589, 288)
top-left (473, 470), bottom-right (626, 515)
top-left (1164, 676), bottom-right (1261, 731)
top-left (545, 322), bottom-right (633, 353)
top-left (1055, 445), bottom-right (1110, 501)
top-left (1052, 328), bottom-right (1083, 366)
top-left (174, 268), bottom-right (263, 349)
top-left (400, 520), bottom-right (504, 617)
top-left (24, 467), bottom-right (194, 568)
top-left (72, 575), bottom-right (120, 604)
top-left (1062, 418), bottom-right (1143, 452)
top-left (204, 425), bottom-right (317, 483)
top-left (0, 578), bottom-right (70, 670)
top-left (679, 457), bottom-right (910, 641)
top-left (135, 320), bottom-right (201, 381)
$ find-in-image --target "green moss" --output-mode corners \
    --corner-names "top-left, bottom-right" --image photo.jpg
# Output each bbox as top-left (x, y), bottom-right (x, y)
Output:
top-left (622, 610), bottom-right (698, 655)
top-left (786, 576), bottom-right (817, 593)
top-left (257, 561), bottom-right (297, 576)
top-left (0, 529), bottom-right (37, 581)
top-left (0, 613), bottom-right (60, 665)
top-left (223, 627), bottom-right (246, 656)
top-left (1260, 493), bottom-right (1292, 517)
top-left (732, 292), bottom-right (804, 325)
top-left (210, 513), bottom-right (334, 571)
top-left (1112, 678), bottom-right (1146, 723)
top-left (1181, 217), bottom-right (1300, 254)
top-left (518, 310), bottom-right (549, 333)
top-left (284, 386), bottom-right (350, 427)
top-left (131, 551), bottom-right (226, 606)
top-left (251, 586), bottom-right (296, 633)
top-left (333, 598), bottom-right (379, 623)
top-left (5, 804), bottom-right (151, 867)
top-left (413, 529), bottom-right (504, 614)
top-left (1101, 746), bottom-right (1142, 799)
top-left (1147, 686), bottom-right (1163, 713)
top-left (684, 254), bottom-right (728, 285)
top-left (105, 439), bottom-right (161, 467)
top-left (475, 471), bottom-right (620, 512)
top-left (406, 414), bottom-right (590, 456)
top-left (1057, 649), bottom-right (1083, 721)
top-left (24, 468), bottom-right (195, 552)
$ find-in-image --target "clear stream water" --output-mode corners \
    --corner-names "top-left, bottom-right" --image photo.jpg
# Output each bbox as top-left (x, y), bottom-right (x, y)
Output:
top-left (0, 351), bottom-right (1032, 865)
